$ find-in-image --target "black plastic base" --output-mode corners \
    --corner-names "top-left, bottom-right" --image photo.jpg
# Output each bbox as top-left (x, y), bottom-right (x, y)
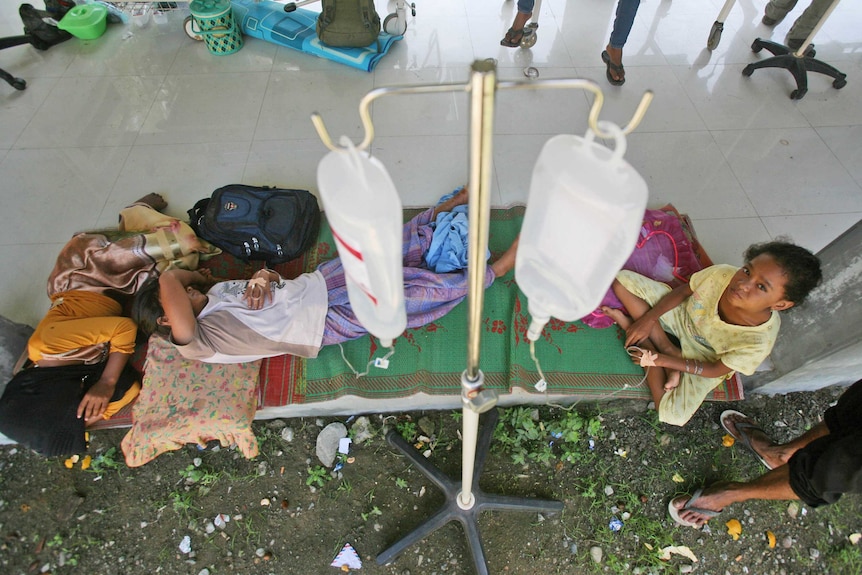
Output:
top-left (376, 408), bottom-right (564, 575)
top-left (742, 38), bottom-right (847, 100)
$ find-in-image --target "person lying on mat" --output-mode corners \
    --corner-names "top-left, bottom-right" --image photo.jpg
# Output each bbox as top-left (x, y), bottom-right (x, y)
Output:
top-left (24, 194), bottom-right (217, 424)
top-left (132, 188), bottom-right (519, 364)
top-left (602, 240), bottom-right (822, 427)
top-left (668, 377), bottom-right (862, 528)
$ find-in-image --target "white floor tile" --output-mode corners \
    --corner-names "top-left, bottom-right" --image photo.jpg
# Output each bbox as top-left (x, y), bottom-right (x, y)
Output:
top-left (713, 128), bottom-right (862, 217)
top-left (15, 75), bottom-right (163, 148)
top-left (98, 142), bottom-right (251, 227)
top-left (624, 131), bottom-right (756, 219)
top-left (0, 147), bottom-right (129, 245)
top-left (136, 72), bottom-right (269, 145)
top-left (687, 216), bottom-right (772, 266)
top-left (762, 213), bottom-right (862, 254)
top-left (0, 244), bottom-right (65, 326)
top-left (817, 125), bottom-right (862, 187)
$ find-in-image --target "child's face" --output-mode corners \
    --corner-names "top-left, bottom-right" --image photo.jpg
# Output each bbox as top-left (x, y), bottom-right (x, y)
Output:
top-left (724, 254), bottom-right (793, 313)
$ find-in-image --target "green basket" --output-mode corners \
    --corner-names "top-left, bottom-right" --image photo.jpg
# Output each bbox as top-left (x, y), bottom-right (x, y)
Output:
top-left (189, 0), bottom-right (243, 55)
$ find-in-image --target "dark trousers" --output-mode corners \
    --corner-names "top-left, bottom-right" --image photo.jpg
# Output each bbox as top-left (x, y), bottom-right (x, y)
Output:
top-left (788, 378), bottom-right (862, 507)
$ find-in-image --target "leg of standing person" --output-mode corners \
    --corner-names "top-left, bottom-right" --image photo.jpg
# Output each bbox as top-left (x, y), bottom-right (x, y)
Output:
top-left (763, 0), bottom-right (800, 26)
top-left (785, 0), bottom-right (833, 49)
top-left (602, 0), bottom-right (641, 85)
top-left (501, 0), bottom-right (534, 47)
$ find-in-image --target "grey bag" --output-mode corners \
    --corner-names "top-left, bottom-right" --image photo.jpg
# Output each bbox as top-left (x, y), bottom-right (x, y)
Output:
top-left (316, 0), bottom-right (380, 48)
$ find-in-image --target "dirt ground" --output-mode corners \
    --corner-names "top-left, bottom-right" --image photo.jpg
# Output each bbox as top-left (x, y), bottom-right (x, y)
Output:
top-left (1, 385), bottom-right (860, 575)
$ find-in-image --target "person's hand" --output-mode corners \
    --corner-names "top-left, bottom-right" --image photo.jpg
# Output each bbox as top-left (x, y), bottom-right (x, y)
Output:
top-left (77, 379), bottom-right (115, 423)
top-left (624, 315), bottom-right (655, 348)
top-left (626, 346), bottom-right (659, 368)
top-left (243, 273), bottom-right (273, 310)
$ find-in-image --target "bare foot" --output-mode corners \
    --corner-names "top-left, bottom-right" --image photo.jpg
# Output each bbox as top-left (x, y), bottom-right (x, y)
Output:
top-left (132, 193), bottom-right (168, 212)
top-left (433, 186), bottom-right (469, 218)
top-left (671, 483), bottom-right (735, 527)
top-left (664, 369), bottom-right (681, 391)
top-left (722, 413), bottom-right (785, 468)
top-left (604, 44), bottom-right (624, 83)
top-left (491, 235), bottom-right (519, 277)
top-left (601, 306), bottom-right (632, 329)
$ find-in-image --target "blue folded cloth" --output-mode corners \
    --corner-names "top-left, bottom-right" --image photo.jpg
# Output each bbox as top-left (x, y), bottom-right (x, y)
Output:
top-left (424, 191), bottom-right (490, 273)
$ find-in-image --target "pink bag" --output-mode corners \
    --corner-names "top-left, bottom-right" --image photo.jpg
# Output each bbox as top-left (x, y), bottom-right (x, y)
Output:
top-left (581, 208), bottom-right (705, 328)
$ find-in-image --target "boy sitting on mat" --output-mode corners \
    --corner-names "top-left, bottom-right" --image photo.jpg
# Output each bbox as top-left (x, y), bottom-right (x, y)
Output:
top-left (602, 240), bottom-right (822, 426)
top-left (132, 188), bottom-right (519, 363)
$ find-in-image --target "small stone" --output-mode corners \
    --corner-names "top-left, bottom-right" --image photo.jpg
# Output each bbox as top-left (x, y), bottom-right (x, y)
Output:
top-left (418, 416), bottom-right (435, 437)
top-left (787, 502), bottom-right (800, 519)
top-left (680, 566), bottom-right (694, 574)
top-left (809, 548), bottom-right (820, 560)
top-left (198, 569), bottom-right (210, 575)
top-left (280, 427), bottom-right (294, 442)
top-left (267, 419), bottom-right (286, 430)
top-left (316, 423), bottom-right (348, 468)
top-left (589, 546), bottom-right (603, 563)
top-left (659, 434), bottom-right (671, 446)
top-left (257, 461), bottom-right (268, 476)
top-left (350, 416), bottom-right (374, 445)
top-left (604, 485), bottom-right (614, 496)
top-left (570, 543), bottom-right (578, 555)
top-left (781, 536), bottom-right (793, 549)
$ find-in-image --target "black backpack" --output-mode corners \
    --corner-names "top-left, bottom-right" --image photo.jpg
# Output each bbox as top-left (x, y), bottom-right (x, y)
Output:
top-left (188, 185), bottom-right (320, 265)
top-left (316, 0), bottom-right (380, 48)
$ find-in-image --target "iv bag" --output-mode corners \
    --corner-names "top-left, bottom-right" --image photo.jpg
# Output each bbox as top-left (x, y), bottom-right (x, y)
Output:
top-left (516, 122), bottom-right (648, 342)
top-left (316, 137), bottom-right (407, 347)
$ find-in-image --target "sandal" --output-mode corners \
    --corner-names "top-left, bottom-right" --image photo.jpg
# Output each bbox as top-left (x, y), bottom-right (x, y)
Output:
top-left (500, 27), bottom-right (524, 48)
top-left (601, 50), bottom-right (625, 86)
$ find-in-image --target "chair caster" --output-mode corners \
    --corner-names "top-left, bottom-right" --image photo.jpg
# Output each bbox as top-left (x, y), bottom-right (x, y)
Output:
top-left (11, 77), bottom-right (27, 90)
top-left (742, 65), bottom-right (754, 77)
top-left (183, 15), bottom-right (203, 41)
top-left (833, 77), bottom-right (847, 89)
top-left (707, 21), bottom-right (723, 51)
top-left (520, 23), bottom-right (538, 48)
top-left (790, 88), bottom-right (807, 100)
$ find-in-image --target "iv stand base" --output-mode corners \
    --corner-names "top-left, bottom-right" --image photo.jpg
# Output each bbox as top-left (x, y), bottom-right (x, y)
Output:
top-left (376, 408), bottom-right (564, 575)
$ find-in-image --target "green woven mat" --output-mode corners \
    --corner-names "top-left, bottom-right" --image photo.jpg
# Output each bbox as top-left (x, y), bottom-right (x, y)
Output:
top-left (302, 207), bottom-right (647, 402)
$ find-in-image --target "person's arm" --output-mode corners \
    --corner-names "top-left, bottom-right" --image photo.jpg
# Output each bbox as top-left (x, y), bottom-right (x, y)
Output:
top-left (624, 283), bottom-right (693, 347)
top-left (655, 354), bottom-right (733, 380)
top-left (77, 351), bottom-right (129, 422)
top-left (159, 269), bottom-right (212, 345)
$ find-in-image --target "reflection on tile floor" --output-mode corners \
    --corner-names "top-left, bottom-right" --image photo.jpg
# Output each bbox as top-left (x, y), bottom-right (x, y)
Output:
top-left (1, 0), bottom-right (860, 328)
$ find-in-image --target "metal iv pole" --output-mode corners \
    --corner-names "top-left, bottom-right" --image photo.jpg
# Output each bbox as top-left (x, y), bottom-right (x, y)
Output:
top-left (311, 59), bottom-right (652, 575)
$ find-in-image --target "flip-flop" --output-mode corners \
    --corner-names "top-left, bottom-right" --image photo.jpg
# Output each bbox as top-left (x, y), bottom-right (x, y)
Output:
top-left (720, 410), bottom-right (774, 470)
top-left (601, 50), bottom-right (625, 86)
top-left (668, 488), bottom-right (722, 528)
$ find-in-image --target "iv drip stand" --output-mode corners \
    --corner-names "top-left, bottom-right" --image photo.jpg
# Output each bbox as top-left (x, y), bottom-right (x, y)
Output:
top-left (311, 60), bottom-right (652, 575)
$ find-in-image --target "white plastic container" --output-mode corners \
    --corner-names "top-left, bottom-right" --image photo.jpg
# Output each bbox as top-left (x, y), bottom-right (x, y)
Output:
top-left (516, 122), bottom-right (648, 342)
top-left (316, 137), bottom-right (407, 348)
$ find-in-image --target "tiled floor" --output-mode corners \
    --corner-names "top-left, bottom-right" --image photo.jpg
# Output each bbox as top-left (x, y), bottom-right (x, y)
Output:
top-left (1, 0), bottom-right (860, 328)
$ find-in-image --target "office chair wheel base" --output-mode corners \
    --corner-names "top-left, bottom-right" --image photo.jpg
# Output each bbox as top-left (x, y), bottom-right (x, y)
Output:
top-left (184, 15), bottom-right (204, 41)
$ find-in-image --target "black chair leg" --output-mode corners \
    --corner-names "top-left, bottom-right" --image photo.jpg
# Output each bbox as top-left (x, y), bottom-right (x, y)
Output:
top-left (742, 37), bottom-right (847, 100)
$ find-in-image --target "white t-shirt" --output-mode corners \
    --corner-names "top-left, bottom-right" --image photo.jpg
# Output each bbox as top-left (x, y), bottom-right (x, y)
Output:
top-left (173, 271), bottom-right (328, 363)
